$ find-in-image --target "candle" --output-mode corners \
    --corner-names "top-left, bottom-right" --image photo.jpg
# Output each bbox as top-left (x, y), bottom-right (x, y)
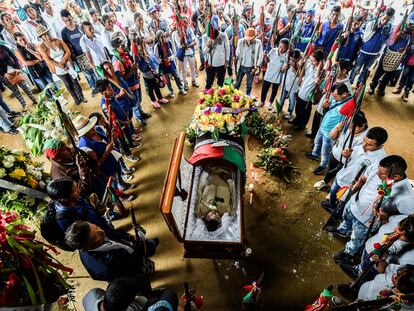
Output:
top-left (249, 193), bottom-right (253, 205)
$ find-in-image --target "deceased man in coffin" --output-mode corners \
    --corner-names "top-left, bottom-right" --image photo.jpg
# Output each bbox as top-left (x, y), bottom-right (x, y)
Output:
top-left (186, 164), bottom-right (241, 242)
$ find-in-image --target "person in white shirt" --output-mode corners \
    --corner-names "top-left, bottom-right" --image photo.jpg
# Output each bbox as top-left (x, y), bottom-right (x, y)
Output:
top-left (172, 16), bottom-right (199, 90)
top-left (291, 49), bottom-right (324, 130)
top-left (326, 127), bottom-right (388, 213)
top-left (278, 48), bottom-right (301, 119)
top-left (42, 1), bottom-right (63, 38)
top-left (23, 4), bottom-right (50, 44)
top-left (123, 0), bottom-right (150, 36)
top-left (202, 15), bottom-right (230, 89)
top-left (0, 12), bottom-right (31, 48)
top-left (357, 264), bottom-right (414, 311)
top-left (260, 38), bottom-right (289, 110)
top-left (101, 13), bottom-right (127, 55)
top-left (80, 21), bottom-right (109, 70)
top-left (332, 155), bottom-right (411, 262)
top-left (89, 9), bottom-right (104, 35)
top-left (234, 28), bottom-right (264, 97)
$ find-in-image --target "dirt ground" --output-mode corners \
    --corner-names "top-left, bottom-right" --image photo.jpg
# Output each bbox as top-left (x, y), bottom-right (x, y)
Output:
top-left (1, 71), bottom-right (413, 310)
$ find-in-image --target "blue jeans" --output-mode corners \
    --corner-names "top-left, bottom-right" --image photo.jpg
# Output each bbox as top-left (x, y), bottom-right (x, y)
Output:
top-left (311, 129), bottom-right (333, 168)
top-left (399, 64), bottom-right (414, 91)
top-left (349, 52), bottom-right (377, 85)
top-left (338, 204), bottom-right (368, 256)
top-left (279, 88), bottom-right (296, 113)
top-left (329, 178), bottom-right (341, 210)
top-left (131, 87), bottom-right (144, 122)
top-left (234, 66), bottom-right (254, 96)
top-left (33, 71), bottom-right (59, 95)
top-left (197, 35), bottom-right (205, 64)
top-left (83, 68), bottom-right (98, 91)
top-left (0, 93), bottom-right (12, 131)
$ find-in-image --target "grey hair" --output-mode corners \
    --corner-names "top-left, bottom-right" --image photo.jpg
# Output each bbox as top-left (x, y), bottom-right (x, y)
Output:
top-left (65, 221), bottom-right (91, 250)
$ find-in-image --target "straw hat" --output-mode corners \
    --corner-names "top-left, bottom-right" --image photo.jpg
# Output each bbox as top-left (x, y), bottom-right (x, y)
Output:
top-left (244, 28), bottom-right (257, 40)
top-left (36, 25), bottom-right (49, 38)
top-left (358, 0), bottom-right (374, 10)
top-left (72, 115), bottom-right (97, 137)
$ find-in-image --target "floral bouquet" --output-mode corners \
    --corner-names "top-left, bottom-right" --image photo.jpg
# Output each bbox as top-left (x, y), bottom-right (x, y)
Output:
top-left (0, 211), bottom-right (73, 307)
top-left (186, 85), bottom-right (258, 142)
top-left (0, 147), bottom-right (49, 221)
top-left (19, 85), bottom-right (76, 156)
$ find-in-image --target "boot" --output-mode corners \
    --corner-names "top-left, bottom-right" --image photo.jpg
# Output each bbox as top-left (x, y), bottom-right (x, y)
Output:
top-left (402, 90), bottom-right (409, 102)
top-left (392, 86), bottom-right (403, 94)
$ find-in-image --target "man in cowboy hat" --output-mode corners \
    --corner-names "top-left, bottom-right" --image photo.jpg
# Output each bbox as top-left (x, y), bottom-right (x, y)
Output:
top-left (234, 27), bottom-right (263, 97)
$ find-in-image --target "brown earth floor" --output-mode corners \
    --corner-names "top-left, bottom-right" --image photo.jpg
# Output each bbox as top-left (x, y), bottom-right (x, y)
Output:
top-left (1, 71), bottom-right (413, 310)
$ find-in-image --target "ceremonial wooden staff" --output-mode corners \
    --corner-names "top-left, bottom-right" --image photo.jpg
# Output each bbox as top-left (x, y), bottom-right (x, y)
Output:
top-left (373, 0), bottom-right (385, 32)
top-left (285, 16), bottom-right (321, 99)
top-left (232, 8), bottom-right (239, 75)
top-left (322, 160), bottom-right (370, 230)
top-left (332, 293), bottom-right (414, 310)
top-left (130, 207), bottom-right (147, 255)
top-left (55, 99), bottom-right (80, 156)
top-left (265, 3), bottom-right (281, 52)
top-left (343, 5), bottom-right (355, 47)
top-left (103, 176), bottom-right (129, 217)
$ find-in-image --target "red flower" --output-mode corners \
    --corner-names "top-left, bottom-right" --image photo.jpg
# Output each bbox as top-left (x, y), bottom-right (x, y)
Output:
top-left (215, 103), bottom-right (223, 108)
top-left (373, 242), bottom-right (381, 249)
top-left (233, 95), bottom-right (240, 102)
top-left (218, 88), bottom-right (226, 96)
top-left (198, 98), bottom-right (205, 105)
top-left (280, 155), bottom-right (287, 161)
top-left (204, 110), bottom-right (211, 116)
top-left (206, 88), bottom-right (214, 95)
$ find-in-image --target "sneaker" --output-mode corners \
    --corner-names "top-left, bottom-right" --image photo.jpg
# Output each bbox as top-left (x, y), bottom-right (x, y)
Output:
top-left (91, 90), bottom-right (97, 97)
top-left (107, 211), bottom-right (122, 221)
top-left (122, 174), bottom-right (133, 182)
top-left (131, 134), bottom-right (142, 141)
top-left (81, 96), bottom-right (88, 103)
top-left (134, 127), bottom-right (143, 134)
top-left (7, 128), bottom-right (19, 135)
top-left (367, 88), bottom-right (374, 95)
top-left (118, 183), bottom-right (136, 192)
top-left (151, 101), bottom-right (161, 109)
top-left (179, 89), bottom-right (187, 95)
top-left (314, 180), bottom-right (327, 190)
top-left (121, 194), bottom-right (136, 202)
top-left (169, 92), bottom-right (175, 98)
top-left (192, 81), bottom-right (199, 87)
top-left (122, 166), bottom-right (136, 174)
top-left (320, 200), bottom-right (334, 213)
top-left (376, 89), bottom-right (385, 97)
top-left (313, 166), bottom-right (328, 175)
top-left (305, 152), bottom-right (319, 161)
top-left (140, 112), bottom-right (151, 119)
top-left (334, 249), bottom-right (355, 264)
top-left (402, 91), bottom-right (409, 102)
top-left (158, 98), bottom-right (169, 104)
top-left (337, 283), bottom-right (357, 301)
top-left (125, 154), bottom-right (140, 162)
top-left (184, 84), bottom-right (189, 91)
top-left (329, 228), bottom-right (349, 239)
top-left (339, 262), bottom-right (359, 280)
top-left (7, 111), bottom-right (21, 118)
top-left (266, 102), bottom-right (273, 111)
top-left (199, 64), bottom-right (205, 71)
top-left (392, 87), bottom-right (403, 94)
top-left (130, 141), bottom-right (143, 149)
top-left (284, 112), bottom-right (292, 120)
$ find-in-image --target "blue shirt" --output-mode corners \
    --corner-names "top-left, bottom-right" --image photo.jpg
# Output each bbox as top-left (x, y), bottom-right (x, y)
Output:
top-left (61, 26), bottom-right (84, 57)
top-left (338, 28), bottom-right (363, 63)
top-left (315, 21), bottom-right (343, 56)
top-left (295, 20), bottom-right (315, 52)
top-left (100, 96), bottom-right (132, 122)
top-left (361, 21), bottom-right (392, 55)
top-left (319, 96), bottom-right (350, 138)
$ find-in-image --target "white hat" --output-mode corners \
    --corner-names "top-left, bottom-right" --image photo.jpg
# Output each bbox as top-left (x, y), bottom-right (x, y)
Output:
top-left (359, 0), bottom-right (374, 10)
top-left (72, 115), bottom-right (97, 137)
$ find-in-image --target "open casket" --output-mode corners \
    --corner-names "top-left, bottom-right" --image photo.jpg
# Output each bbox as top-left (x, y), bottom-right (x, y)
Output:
top-left (160, 132), bottom-right (246, 259)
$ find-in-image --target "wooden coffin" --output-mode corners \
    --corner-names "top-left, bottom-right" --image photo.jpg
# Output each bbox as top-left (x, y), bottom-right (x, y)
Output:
top-left (160, 133), bottom-right (246, 259)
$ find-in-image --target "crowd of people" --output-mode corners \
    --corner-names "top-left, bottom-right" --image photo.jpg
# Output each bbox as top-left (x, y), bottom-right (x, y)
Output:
top-left (0, 0), bottom-right (414, 309)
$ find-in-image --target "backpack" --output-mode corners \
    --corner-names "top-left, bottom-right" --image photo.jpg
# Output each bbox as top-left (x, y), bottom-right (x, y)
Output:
top-left (40, 202), bottom-right (77, 252)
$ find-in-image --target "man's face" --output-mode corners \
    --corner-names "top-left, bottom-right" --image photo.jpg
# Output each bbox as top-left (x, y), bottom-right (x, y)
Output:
top-left (310, 56), bottom-right (319, 67)
top-left (206, 210), bottom-right (221, 223)
top-left (198, 0), bottom-right (204, 10)
top-left (376, 165), bottom-right (389, 181)
top-left (127, 0), bottom-right (136, 10)
top-left (397, 225), bottom-right (409, 242)
top-left (84, 24), bottom-right (94, 37)
top-left (43, 1), bottom-right (52, 13)
top-left (305, 13), bottom-right (314, 23)
top-left (27, 7), bottom-right (37, 20)
top-left (135, 15), bottom-right (144, 26)
top-left (103, 85), bottom-right (115, 98)
top-left (330, 10), bottom-right (339, 23)
top-left (92, 12), bottom-right (99, 22)
top-left (279, 43), bottom-right (288, 54)
top-left (70, 3), bottom-right (81, 14)
top-left (62, 15), bottom-right (74, 28)
top-left (108, 0), bottom-right (115, 5)
top-left (268, 2), bottom-right (275, 13)
top-left (104, 18), bottom-right (114, 30)
top-left (332, 89), bottom-right (347, 102)
top-left (116, 44), bottom-right (126, 54)
top-left (150, 11), bottom-right (158, 20)
top-left (362, 135), bottom-right (380, 152)
top-left (351, 20), bottom-right (362, 32)
top-left (69, 181), bottom-right (81, 202)
top-left (319, 0), bottom-right (326, 9)
top-left (298, 0), bottom-right (306, 10)
top-left (88, 223), bottom-right (106, 248)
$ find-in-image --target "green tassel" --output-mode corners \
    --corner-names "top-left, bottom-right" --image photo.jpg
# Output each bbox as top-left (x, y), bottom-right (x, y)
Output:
top-left (242, 291), bottom-right (253, 303)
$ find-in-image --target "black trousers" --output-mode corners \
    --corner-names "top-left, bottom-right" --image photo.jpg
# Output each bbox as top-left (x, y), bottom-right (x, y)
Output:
top-left (310, 111), bottom-right (323, 138)
top-left (57, 73), bottom-right (83, 104)
top-left (370, 55), bottom-right (395, 92)
top-left (205, 65), bottom-right (226, 89)
top-left (143, 77), bottom-right (163, 102)
top-left (260, 80), bottom-right (279, 104)
top-left (293, 96), bottom-right (312, 128)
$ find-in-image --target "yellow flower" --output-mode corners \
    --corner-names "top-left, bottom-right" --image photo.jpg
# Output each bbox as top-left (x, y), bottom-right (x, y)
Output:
top-left (27, 176), bottom-right (39, 189)
top-left (16, 155), bottom-right (26, 162)
top-left (9, 168), bottom-right (26, 180)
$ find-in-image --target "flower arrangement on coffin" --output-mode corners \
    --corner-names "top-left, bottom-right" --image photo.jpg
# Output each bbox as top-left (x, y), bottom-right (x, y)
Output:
top-left (0, 211), bottom-right (73, 307)
top-left (18, 85), bottom-right (76, 156)
top-left (0, 147), bottom-right (49, 220)
top-left (186, 85), bottom-right (257, 143)
top-left (248, 112), bottom-right (297, 182)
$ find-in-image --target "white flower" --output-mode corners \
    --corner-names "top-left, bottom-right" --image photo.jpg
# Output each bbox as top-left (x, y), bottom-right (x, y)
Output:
top-left (2, 161), bottom-right (13, 168)
top-left (4, 155), bottom-right (15, 163)
top-left (39, 180), bottom-right (46, 190)
top-left (33, 171), bottom-right (42, 180)
top-left (0, 168), bottom-right (6, 178)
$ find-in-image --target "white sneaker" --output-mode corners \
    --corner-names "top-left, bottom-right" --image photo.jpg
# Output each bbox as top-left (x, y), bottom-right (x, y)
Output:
top-left (325, 193), bottom-right (330, 200)
top-left (314, 180), bottom-right (327, 190)
top-left (284, 112), bottom-right (292, 119)
top-left (125, 155), bottom-right (140, 162)
top-left (267, 102), bottom-right (273, 111)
